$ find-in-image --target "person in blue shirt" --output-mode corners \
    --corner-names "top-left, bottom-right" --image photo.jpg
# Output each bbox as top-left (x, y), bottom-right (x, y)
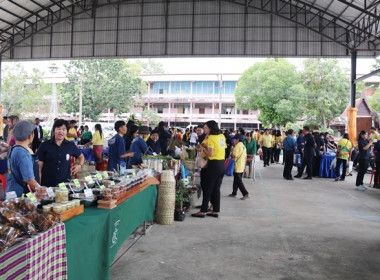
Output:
top-left (7, 121), bottom-right (41, 197)
top-left (127, 126), bottom-right (152, 168)
top-left (282, 129), bottom-right (297, 180)
top-left (108, 121), bottom-right (134, 172)
top-left (146, 129), bottom-right (161, 155)
top-left (158, 121), bottom-right (171, 156)
top-left (38, 119), bottom-right (85, 187)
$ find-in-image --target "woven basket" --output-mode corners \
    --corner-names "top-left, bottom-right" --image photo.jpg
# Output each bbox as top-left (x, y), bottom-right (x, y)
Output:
top-left (156, 212), bottom-right (175, 225)
top-left (161, 170), bottom-right (175, 183)
top-left (182, 159), bottom-right (195, 171)
top-left (156, 180), bottom-right (176, 225)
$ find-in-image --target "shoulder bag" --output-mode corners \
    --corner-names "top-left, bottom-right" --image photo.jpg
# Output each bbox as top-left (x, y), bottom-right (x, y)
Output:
top-left (196, 147), bottom-right (208, 169)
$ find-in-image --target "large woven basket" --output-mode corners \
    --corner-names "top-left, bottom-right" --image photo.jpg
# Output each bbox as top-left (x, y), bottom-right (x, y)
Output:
top-left (161, 170), bottom-right (175, 183)
top-left (156, 180), bottom-right (176, 225)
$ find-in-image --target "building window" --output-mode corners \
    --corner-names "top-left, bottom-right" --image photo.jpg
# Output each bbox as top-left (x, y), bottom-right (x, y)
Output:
top-left (153, 82), bottom-right (169, 94)
top-left (193, 81), bottom-right (214, 95)
top-left (214, 81), bottom-right (236, 94)
top-left (171, 82), bottom-right (191, 94)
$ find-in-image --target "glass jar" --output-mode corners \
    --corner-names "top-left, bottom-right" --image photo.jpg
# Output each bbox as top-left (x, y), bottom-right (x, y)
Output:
top-left (42, 205), bottom-right (52, 212)
top-left (53, 204), bottom-right (64, 213)
top-left (55, 189), bottom-right (69, 203)
top-left (72, 199), bottom-right (81, 207)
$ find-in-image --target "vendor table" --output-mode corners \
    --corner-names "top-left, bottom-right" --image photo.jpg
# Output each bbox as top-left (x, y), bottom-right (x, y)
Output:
top-left (0, 223), bottom-right (67, 280)
top-left (64, 184), bottom-right (157, 280)
top-left (319, 154), bottom-right (336, 178)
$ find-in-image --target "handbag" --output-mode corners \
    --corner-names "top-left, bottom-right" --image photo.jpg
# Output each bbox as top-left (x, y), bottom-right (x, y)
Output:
top-left (196, 147), bottom-right (208, 169)
top-left (226, 148), bottom-right (244, 176)
top-left (225, 159), bottom-right (235, 176)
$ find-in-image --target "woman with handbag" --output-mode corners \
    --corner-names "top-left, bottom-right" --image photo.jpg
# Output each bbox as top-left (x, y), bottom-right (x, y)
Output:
top-left (192, 120), bottom-right (226, 218)
top-left (228, 134), bottom-right (250, 200)
top-left (243, 132), bottom-right (257, 178)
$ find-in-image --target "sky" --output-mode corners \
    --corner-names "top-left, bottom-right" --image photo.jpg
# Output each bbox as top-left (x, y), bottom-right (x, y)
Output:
top-left (2, 57), bottom-right (378, 77)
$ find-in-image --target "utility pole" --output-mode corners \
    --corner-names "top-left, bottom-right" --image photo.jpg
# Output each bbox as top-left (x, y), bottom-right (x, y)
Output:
top-left (79, 79), bottom-right (83, 125)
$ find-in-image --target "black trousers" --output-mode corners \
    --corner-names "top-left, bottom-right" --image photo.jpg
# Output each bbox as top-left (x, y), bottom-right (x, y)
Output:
top-left (232, 172), bottom-right (248, 196)
top-left (298, 154), bottom-right (313, 177)
top-left (356, 159), bottom-right (369, 186)
top-left (262, 147), bottom-right (271, 165)
top-left (270, 147), bottom-right (275, 163)
top-left (312, 156), bottom-right (321, 177)
top-left (201, 160), bottom-right (225, 213)
top-left (375, 160), bottom-right (380, 186)
top-left (335, 158), bottom-right (347, 180)
top-left (274, 147), bottom-right (281, 162)
top-left (283, 150), bottom-right (294, 179)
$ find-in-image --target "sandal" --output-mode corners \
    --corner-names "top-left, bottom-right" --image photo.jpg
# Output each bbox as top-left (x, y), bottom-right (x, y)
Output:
top-left (206, 213), bottom-right (219, 218)
top-left (191, 212), bottom-right (205, 218)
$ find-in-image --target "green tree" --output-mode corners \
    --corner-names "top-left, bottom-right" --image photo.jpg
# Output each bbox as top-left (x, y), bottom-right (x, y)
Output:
top-left (61, 59), bottom-right (143, 121)
top-left (235, 58), bottom-right (305, 126)
top-left (141, 109), bottom-right (162, 126)
top-left (1, 64), bottom-right (50, 116)
top-left (302, 58), bottom-right (350, 128)
top-left (135, 59), bottom-right (164, 74)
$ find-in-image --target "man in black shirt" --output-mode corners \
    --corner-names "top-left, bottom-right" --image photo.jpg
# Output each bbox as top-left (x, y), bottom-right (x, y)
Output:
top-left (196, 125), bottom-right (206, 145)
top-left (295, 126), bottom-right (316, 179)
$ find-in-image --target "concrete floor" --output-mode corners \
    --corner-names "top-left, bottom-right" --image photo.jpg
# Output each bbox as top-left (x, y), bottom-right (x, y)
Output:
top-left (111, 161), bottom-right (380, 280)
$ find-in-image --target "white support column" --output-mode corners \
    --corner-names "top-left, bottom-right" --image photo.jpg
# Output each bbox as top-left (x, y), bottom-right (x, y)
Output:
top-left (168, 102), bottom-right (171, 127)
top-left (189, 102), bottom-right (192, 126)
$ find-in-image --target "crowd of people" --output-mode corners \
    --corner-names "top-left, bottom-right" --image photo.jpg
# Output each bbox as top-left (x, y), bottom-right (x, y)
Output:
top-left (2, 115), bottom-right (379, 215)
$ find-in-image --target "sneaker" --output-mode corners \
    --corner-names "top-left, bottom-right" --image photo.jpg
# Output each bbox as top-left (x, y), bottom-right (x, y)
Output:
top-left (334, 177), bottom-right (339, 181)
top-left (356, 185), bottom-right (367, 191)
top-left (240, 194), bottom-right (251, 200)
top-left (228, 194), bottom-right (237, 197)
top-left (339, 178), bottom-right (345, 181)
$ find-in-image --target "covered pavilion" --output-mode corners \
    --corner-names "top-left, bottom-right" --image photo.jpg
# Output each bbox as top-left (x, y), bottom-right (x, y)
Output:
top-left (1, 0), bottom-right (380, 141)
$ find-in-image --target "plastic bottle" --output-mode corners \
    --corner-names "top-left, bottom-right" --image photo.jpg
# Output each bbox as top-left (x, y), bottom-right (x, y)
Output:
top-left (120, 161), bottom-right (127, 176)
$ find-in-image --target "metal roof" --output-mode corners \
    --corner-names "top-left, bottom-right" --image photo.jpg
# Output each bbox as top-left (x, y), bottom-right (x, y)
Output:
top-left (0, 0), bottom-right (379, 60)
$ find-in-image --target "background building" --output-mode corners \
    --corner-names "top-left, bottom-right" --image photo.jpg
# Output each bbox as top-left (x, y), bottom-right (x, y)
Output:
top-left (137, 73), bottom-right (262, 130)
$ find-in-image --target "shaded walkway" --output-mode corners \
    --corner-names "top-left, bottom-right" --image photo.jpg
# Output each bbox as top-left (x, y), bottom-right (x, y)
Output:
top-left (111, 160), bottom-right (380, 280)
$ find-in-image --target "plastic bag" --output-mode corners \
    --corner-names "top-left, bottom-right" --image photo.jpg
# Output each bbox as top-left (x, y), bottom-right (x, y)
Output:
top-left (330, 158), bottom-right (337, 170)
top-left (0, 224), bottom-right (20, 252)
top-left (0, 208), bottom-right (37, 236)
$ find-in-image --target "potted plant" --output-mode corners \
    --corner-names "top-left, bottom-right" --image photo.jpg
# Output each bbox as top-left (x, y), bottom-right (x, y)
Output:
top-left (175, 184), bottom-right (189, 221)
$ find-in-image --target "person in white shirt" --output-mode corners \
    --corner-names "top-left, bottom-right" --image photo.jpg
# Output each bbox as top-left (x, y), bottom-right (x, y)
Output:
top-left (190, 130), bottom-right (198, 147)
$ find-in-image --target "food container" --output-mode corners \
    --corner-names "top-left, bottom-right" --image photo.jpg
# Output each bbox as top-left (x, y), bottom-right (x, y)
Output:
top-left (69, 193), bottom-right (97, 207)
top-left (111, 186), bottom-right (120, 193)
top-left (102, 188), bottom-right (112, 196)
top-left (103, 180), bottom-right (113, 187)
top-left (72, 199), bottom-right (81, 207)
top-left (79, 179), bottom-right (95, 188)
top-left (55, 189), bottom-right (69, 203)
top-left (35, 186), bottom-right (47, 200)
top-left (43, 205), bottom-right (52, 212)
top-left (53, 204), bottom-right (64, 213)
top-left (102, 195), bottom-right (113, 201)
top-left (112, 191), bottom-right (120, 200)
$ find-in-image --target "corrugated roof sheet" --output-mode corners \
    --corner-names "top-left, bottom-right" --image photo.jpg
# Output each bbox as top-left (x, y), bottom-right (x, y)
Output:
top-left (0, 0), bottom-right (379, 60)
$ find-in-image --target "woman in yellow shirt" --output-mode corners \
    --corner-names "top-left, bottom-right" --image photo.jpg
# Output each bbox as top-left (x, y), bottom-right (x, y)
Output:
top-left (228, 134), bottom-right (249, 199)
top-left (85, 124), bottom-right (104, 170)
top-left (192, 120), bottom-right (226, 218)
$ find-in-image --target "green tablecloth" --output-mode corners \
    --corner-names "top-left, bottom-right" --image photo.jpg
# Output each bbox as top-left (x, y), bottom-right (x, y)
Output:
top-left (64, 185), bottom-right (157, 280)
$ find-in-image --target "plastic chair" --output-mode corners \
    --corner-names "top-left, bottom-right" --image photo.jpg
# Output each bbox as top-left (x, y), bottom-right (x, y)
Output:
top-left (0, 174), bottom-right (7, 193)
